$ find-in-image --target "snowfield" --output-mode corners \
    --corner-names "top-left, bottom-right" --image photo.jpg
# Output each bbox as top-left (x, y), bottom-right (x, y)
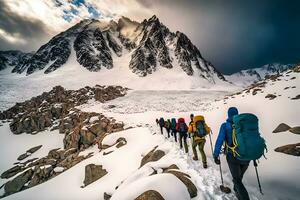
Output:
top-left (0, 66), bottom-right (299, 200)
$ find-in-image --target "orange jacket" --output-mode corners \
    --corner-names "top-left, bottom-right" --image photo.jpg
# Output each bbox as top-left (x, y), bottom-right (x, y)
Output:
top-left (188, 115), bottom-right (210, 140)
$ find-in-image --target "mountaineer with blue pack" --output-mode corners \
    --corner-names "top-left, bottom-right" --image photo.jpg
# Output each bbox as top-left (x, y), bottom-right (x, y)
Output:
top-left (213, 107), bottom-right (267, 200)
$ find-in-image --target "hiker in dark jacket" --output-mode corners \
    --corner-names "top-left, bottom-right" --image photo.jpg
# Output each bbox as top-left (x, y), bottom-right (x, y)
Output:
top-left (176, 118), bottom-right (189, 153)
top-left (170, 118), bottom-right (177, 142)
top-left (213, 107), bottom-right (250, 200)
top-left (156, 119), bottom-right (159, 126)
top-left (165, 119), bottom-right (171, 138)
top-left (158, 117), bottom-right (165, 135)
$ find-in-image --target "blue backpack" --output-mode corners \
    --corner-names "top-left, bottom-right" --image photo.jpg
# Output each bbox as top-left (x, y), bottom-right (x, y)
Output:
top-left (229, 113), bottom-right (267, 161)
top-left (159, 118), bottom-right (165, 127)
top-left (195, 120), bottom-right (207, 137)
top-left (179, 122), bottom-right (186, 133)
top-left (171, 118), bottom-right (176, 130)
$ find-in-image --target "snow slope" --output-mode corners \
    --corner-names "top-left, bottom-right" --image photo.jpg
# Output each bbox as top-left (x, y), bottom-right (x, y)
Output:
top-left (1, 66), bottom-right (299, 199)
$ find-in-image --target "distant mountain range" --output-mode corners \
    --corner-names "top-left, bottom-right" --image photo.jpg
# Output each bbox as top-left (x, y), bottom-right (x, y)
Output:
top-left (0, 15), bottom-right (225, 84)
top-left (225, 63), bottom-right (294, 87)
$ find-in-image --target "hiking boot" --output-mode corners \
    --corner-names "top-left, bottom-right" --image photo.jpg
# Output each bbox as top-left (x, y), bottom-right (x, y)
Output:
top-left (192, 156), bottom-right (198, 161)
top-left (203, 162), bottom-right (208, 169)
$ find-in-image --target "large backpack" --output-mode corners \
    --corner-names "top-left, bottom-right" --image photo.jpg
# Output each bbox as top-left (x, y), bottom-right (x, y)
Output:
top-left (171, 118), bottom-right (176, 130)
top-left (195, 120), bottom-right (207, 137)
top-left (229, 113), bottom-right (267, 161)
top-left (179, 122), bottom-right (186, 133)
top-left (159, 118), bottom-right (165, 127)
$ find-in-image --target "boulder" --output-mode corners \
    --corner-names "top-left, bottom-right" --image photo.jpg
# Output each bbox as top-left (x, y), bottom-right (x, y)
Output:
top-left (165, 170), bottom-right (197, 198)
top-left (83, 164), bottom-right (108, 186)
top-left (135, 190), bottom-right (165, 200)
top-left (27, 166), bottom-right (53, 187)
top-left (289, 126), bottom-right (300, 135)
top-left (1, 165), bottom-right (24, 179)
top-left (140, 147), bottom-right (165, 167)
top-left (291, 95), bottom-right (300, 100)
top-left (272, 123), bottom-right (291, 133)
top-left (115, 137), bottom-right (127, 148)
top-left (275, 143), bottom-right (300, 156)
top-left (104, 192), bottom-right (112, 200)
top-left (265, 94), bottom-right (277, 100)
top-left (17, 153), bottom-right (29, 161)
top-left (4, 169), bottom-right (33, 196)
top-left (27, 145), bottom-right (43, 154)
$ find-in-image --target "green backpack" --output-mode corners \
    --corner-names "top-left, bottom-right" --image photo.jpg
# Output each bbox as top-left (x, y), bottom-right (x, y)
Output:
top-left (228, 113), bottom-right (267, 161)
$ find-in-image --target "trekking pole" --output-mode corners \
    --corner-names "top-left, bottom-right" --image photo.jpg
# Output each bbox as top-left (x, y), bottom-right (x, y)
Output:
top-left (254, 160), bottom-right (264, 195)
top-left (209, 130), bottom-right (214, 156)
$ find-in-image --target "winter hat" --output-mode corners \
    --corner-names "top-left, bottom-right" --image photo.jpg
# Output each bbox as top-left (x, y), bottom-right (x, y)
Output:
top-left (227, 107), bottom-right (238, 120)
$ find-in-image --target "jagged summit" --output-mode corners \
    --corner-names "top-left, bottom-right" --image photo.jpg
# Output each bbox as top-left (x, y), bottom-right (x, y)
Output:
top-left (0, 15), bottom-right (226, 84)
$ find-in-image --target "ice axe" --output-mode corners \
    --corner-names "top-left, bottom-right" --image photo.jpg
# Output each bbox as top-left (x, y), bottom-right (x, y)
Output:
top-left (209, 130), bottom-right (231, 194)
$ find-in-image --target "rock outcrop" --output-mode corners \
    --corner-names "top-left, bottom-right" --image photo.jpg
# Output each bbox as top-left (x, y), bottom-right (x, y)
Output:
top-left (140, 146), bottom-right (165, 167)
top-left (135, 190), bottom-right (165, 200)
top-left (275, 143), bottom-right (300, 156)
top-left (83, 164), bottom-right (108, 187)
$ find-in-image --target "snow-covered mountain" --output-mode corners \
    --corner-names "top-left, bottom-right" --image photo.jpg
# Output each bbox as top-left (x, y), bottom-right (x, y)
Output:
top-left (0, 51), bottom-right (33, 71)
top-left (225, 63), bottom-right (294, 87)
top-left (0, 15), bottom-right (225, 84)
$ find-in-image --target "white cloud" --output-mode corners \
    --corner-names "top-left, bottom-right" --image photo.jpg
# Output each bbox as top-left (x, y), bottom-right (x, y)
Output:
top-left (0, 28), bottom-right (27, 44)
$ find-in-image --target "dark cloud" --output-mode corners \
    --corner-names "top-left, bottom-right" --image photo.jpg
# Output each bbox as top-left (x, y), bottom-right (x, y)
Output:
top-left (137, 0), bottom-right (300, 74)
top-left (0, 1), bottom-right (50, 52)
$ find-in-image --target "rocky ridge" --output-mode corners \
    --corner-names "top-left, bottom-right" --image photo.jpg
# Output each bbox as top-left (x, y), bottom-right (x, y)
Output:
top-left (0, 85), bottom-right (128, 198)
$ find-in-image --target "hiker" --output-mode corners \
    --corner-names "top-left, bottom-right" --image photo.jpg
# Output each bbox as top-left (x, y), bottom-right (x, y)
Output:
top-left (156, 118), bottom-right (159, 126)
top-left (170, 118), bottom-right (178, 142)
top-left (188, 115), bottom-right (210, 168)
top-left (158, 117), bottom-right (165, 135)
top-left (213, 107), bottom-right (250, 200)
top-left (176, 118), bottom-right (189, 153)
top-left (188, 114), bottom-right (194, 138)
top-left (165, 119), bottom-right (171, 138)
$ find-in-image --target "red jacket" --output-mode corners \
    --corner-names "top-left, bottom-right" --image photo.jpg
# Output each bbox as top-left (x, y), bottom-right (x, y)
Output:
top-left (176, 118), bottom-right (188, 132)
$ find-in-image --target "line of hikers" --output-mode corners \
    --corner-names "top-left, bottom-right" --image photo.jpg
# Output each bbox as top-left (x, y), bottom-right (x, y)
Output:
top-left (156, 107), bottom-right (267, 200)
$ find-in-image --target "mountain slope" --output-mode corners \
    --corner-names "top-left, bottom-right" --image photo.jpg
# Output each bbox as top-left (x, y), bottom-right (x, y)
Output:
top-left (225, 63), bottom-right (294, 87)
top-left (0, 15), bottom-right (225, 84)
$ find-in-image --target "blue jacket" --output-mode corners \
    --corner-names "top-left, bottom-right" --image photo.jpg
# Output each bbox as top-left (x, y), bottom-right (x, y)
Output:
top-left (213, 107), bottom-right (238, 158)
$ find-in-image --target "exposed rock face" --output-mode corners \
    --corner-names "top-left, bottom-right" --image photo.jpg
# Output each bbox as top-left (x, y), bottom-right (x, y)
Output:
top-left (275, 143), bottom-right (300, 156)
top-left (291, 94), bottom-right (300, 100)
top-left (0, 50), bottom-right (33, 71)
top-left (83, 164), bottom-right (108, 187)
top-left (74, 26), bottom-right (113, 71)
top-left (3, 169), bottom-right (33, 196)
top-left (1, 85), bottom-right (126, 135)
top-left (135, 190), bottom-right (165, 200)
top-left (0, 84), bottom-right (126, 197)
top-left (289, 127), bottom-right (300, 135)
top-left (140, 146), bottom-right (166, 167)
top-left (3, 16), bottom-right (225, 84)
top-left (164, 170), bottom-right (197, 198)
top-left (272, 123), bottom-right (291, 133)
top-left (1, 166), bottom-right (23, 179)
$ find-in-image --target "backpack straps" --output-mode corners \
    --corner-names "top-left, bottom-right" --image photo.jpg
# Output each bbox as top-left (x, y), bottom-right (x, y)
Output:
top-left (225, 124), bottom-right (240, 158)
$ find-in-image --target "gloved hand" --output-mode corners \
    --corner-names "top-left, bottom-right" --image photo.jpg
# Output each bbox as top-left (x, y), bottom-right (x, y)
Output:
top-left (214, 156), bottom-right (220, 165)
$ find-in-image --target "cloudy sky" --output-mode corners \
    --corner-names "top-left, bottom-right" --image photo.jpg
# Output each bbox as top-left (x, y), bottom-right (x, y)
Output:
top-left (0, 0), bottom-right (299, 74)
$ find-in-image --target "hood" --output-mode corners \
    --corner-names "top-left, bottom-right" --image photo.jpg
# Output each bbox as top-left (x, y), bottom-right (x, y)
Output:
top-left (178, 118), bottom-right (185, 123)
top-left (227, 107), bottom-right (238, 122)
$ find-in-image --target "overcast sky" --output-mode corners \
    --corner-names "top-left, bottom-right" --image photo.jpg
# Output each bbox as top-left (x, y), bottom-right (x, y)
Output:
top-left (0, 0), bottom-right (299, 74)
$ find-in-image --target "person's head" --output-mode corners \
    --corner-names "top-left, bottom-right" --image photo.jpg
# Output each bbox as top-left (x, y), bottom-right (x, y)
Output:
top-left (227, 107), bottom-right (238, 121)
top-left (190, 114), bottom-right (194, 121)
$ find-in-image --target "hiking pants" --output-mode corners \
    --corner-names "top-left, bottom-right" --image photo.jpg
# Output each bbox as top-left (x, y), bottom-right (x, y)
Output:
top-left (159, 126), bottom-right (163, 135)
top-left (192, 139), bottom-right (207, 164)
top-left (179, 132), bottom-right (188, 153)
top-left (226, 154), bottom-right (250, 200)
top-left (171, 129), bottom-right (177, 142)
top-left (166, 128), bottom-right (170, 138)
